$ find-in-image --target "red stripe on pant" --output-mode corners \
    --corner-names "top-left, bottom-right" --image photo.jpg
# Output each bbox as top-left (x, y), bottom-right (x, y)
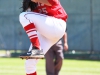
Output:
top-left (27, 72), bottom-right (37, 75)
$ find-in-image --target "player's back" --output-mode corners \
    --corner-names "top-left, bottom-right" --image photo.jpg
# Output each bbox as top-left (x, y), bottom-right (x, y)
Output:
top-left (33, 0), bottom-right (68, 21)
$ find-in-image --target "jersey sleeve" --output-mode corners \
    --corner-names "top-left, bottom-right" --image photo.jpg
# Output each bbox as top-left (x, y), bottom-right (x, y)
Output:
top-left (48, 0), bottom-right (58, 5)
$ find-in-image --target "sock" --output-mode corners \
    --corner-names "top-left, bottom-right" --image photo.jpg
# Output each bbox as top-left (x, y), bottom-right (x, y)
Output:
top-left (24, 23), bottom-right (40, 49)
top-left (27, 72), bottom-right (37, 75)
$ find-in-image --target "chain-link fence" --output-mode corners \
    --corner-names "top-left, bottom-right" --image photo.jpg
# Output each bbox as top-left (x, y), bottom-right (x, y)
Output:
top-left (0, 0), bottom-right (100, 58)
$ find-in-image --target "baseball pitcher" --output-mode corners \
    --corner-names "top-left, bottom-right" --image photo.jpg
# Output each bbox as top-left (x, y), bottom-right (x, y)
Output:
top-left (19, 0), bottom-right (68, 75)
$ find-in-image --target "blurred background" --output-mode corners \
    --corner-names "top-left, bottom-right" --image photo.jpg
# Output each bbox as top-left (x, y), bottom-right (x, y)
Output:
top-left (0, 0), bottom-right (100, 75)
top-left (0, 0), bottom-right (100, 59)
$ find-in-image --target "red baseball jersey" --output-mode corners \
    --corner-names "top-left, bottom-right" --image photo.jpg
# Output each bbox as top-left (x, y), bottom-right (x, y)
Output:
top-left (33, 0), bottom-right (68, 21)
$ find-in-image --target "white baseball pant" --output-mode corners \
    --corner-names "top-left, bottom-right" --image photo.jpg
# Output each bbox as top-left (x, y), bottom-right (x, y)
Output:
top-left (19, 12), bottom-right (66, 74)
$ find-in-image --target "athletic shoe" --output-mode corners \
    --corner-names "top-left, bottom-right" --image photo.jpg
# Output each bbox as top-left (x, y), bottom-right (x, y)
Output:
top-left (19, 47), bottom-right (44, 59)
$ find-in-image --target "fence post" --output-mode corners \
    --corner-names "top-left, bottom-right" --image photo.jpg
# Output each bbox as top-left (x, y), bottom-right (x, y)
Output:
top-left (90, 0), bottom-right (93, 54)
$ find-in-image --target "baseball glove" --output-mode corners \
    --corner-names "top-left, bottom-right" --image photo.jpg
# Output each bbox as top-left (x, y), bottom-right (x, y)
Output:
top-left (22, 0), bottom-right (38, 12)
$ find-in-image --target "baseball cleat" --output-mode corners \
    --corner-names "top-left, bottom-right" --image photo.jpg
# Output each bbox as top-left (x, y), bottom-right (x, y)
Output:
top-left (19, 49), bottom-right (44, 59)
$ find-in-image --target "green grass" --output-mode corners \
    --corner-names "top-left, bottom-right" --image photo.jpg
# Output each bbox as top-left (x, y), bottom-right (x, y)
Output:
top-left (0, 58), bottom-right (100, 75)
